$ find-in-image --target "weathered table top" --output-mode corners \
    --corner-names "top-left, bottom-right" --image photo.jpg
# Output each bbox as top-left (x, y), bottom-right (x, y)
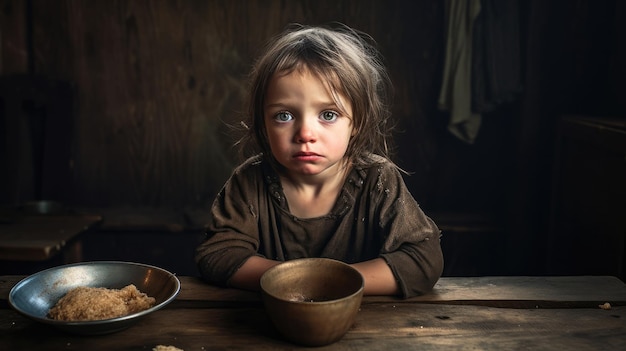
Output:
top-left (0, 214), bottom-right (102, 261)
top-left (1, 275), bottom-right (625, 350)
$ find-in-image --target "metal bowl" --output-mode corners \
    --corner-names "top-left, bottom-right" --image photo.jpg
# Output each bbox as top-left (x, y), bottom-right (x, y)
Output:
top-left (260, 258), bottom-right (364, 346)
top-left (8, 261), bottom-right (180, 335)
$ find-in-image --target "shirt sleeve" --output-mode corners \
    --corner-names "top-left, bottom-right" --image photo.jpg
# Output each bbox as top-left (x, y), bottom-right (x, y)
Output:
top-left (194, 160), bottom-right (262, 286)
top-left (375, 162), bottom-right (444, 298)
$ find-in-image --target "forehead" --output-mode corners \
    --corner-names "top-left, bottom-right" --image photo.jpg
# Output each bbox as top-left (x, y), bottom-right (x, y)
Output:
top-left (267, 68), bottom-right (323, 94)
top-left (265, 66), bottom-right (351, 111)
top-left (275, 61), bottom-right (345, 90)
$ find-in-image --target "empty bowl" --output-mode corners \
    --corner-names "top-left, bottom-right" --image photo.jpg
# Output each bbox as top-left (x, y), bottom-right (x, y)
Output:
top-left (260, 258), bottom-right (364, 346)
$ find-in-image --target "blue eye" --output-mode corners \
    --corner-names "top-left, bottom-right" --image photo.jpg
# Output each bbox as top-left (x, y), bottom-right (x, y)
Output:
top-left (320, 111), bottom-right (338, 122)
top-left (275, 112), bottom-right (293, 122)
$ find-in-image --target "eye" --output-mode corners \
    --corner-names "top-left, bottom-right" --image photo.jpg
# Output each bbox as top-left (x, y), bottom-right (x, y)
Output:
top-left (319, 110), bottom-right (338, 122)
top-left (274, 111), bottom-right (293, 123)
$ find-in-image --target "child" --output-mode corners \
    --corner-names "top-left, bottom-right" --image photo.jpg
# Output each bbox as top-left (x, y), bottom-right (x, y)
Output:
top-left (195, 24), bottom-right (443, 298)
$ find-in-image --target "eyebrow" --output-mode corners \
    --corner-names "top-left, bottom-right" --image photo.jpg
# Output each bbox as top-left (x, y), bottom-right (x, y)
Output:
top-left (264, 102), bottom-right (288, 109)
top-left (264, 101), bottom-right (341, 110)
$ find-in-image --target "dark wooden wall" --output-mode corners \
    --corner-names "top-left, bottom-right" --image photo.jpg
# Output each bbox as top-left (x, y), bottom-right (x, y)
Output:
top-left (1, 0), bottom-right (625, 277)
top-left (1, 0), bottom-right (446, 209)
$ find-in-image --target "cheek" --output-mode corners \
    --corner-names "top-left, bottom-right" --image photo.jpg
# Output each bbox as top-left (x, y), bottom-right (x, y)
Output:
top-left (266, 128), bottom-right (288, 150)
top-left (345, 125), bottom-right (356, 145)
top-left (331, 132), bottom-right (352, 152)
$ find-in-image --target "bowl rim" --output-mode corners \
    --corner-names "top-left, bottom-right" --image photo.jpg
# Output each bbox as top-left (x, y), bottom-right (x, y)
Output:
top-left (259, 257), bottom-right (364, 305)
top-left (8, 260), bottom-right (181, 326)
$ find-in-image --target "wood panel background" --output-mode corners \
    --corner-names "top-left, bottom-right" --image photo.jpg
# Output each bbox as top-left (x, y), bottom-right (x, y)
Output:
top-left (1, 0), bottom-right (625, 277)
top-left (1, 0), bottom-right (446, 209)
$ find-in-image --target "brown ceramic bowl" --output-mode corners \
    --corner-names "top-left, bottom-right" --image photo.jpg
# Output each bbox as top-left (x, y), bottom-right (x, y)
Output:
top-left (260, 258), bottom-right (364, 346)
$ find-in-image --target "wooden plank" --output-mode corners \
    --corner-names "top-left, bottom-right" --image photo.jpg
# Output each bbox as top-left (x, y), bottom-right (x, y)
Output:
top-left (560, 115), bottom-right (626, 151)
top-left (423, 276), bottom-right (626, 305)
top-left (3, 275), bottom-right (626, 308)
top-left (0, 215), bottom-right (102, 260)
top-left (1, 304), bottom-right (624, 350)
top-left (171, 276), bottom-right (626, 307)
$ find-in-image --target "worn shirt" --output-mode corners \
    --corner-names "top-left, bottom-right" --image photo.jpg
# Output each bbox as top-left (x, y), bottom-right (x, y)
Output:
top-left (195, 154), bottom-right (444, 298)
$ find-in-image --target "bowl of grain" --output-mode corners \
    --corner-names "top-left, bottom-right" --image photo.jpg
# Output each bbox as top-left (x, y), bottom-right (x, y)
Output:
top-left (260, 258), bottom-right (364, 346)
top-left (8, 261), bottom-right (180, 335)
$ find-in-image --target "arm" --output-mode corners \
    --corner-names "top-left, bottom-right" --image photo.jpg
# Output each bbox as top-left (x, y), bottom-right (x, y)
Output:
top-left (230, 256), bottom-right (399, 295)
top-left (372, 160), bottom-right (444, 298)
top-left (351, 258), bottom-right (399, 296)
top-left (228, 256), bottom-right (281, 291)
top-left (227, 256), bottom-right (400, 294)
top-left (195, 157), bottom-right (268, 287)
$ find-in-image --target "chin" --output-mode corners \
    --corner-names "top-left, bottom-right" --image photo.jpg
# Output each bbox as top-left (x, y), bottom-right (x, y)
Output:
top-left (291, 165), bottom-right (325, 176)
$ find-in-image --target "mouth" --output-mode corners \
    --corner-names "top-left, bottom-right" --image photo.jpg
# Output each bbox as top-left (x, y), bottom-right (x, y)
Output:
top-left (293, 151), bottom-right (322, 161)
top-left (294, 151), bottom-right (320, 157)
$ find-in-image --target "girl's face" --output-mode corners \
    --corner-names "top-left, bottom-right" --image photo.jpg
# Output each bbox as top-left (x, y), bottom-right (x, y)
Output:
top-left (264, 68), bottom-right (354, 178)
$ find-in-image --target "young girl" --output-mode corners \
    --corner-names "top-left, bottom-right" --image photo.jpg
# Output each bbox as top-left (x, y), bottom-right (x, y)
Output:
top-left (195, 24), bottom-right (443, 298)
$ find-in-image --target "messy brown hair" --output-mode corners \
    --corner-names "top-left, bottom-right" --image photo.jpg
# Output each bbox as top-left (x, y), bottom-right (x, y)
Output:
top-left (239, 23), bottom-right (395, 169)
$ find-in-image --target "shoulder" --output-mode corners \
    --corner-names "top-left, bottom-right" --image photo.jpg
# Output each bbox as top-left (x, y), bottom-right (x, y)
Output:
top-left (220, 154), bottom-right (266, 190)
top-left (354, 154), bottom-right (402, 180)
top-left (230, 154), bottom-right (271, 179)
top-left (344, 154), bottom-right (404, 195)
top-left (233, 154), bottom-right (265, 173)
top-left (228, 154), bottom-right (280, 188)
top-left (350, 154), bottom-right (409, 199)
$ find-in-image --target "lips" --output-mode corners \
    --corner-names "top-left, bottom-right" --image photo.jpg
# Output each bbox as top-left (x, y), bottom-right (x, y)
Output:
top-left (294, 151), bottom-right (319, 157)
top-left (293, 151), bottom-right (322, 161)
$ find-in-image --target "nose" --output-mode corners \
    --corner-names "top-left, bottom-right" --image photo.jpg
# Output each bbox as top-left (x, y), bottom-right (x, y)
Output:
top-left (295, 118), bottom-right (317, 143)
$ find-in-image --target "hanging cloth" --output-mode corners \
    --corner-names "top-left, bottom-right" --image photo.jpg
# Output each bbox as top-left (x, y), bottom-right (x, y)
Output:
top-left (438, 0), bottom-right (482, 144)
top-left (471, 0), bottom-right (523, 114)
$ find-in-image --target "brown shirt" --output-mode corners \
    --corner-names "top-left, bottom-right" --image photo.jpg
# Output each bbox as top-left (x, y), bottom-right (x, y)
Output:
top-left (195, 154), bottom-right (443, 298)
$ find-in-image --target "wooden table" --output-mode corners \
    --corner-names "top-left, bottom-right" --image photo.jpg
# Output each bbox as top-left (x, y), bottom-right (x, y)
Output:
top-left (0, 214), bottom-right (102, 262)
top-left (1, 275), bottom-right (625, 350)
